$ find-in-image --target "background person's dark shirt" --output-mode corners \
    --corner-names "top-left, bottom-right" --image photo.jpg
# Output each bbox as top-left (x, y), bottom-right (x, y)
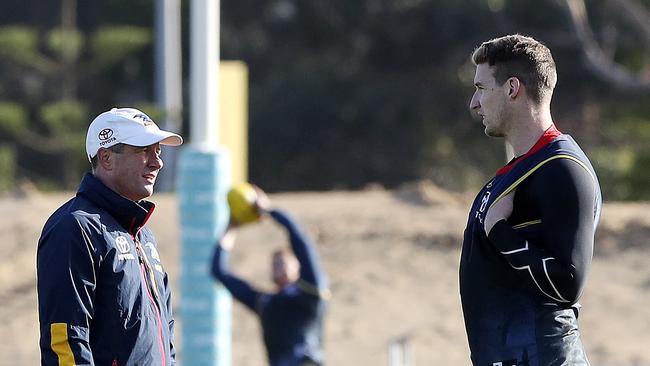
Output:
top-left (212, 209), bottom-right (329, 366)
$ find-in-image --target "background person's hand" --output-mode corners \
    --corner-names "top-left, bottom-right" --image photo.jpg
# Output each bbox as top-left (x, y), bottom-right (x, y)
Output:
top-left (220, 227), bottom-right (237, 251)
top-left (252, 185), bottom-right (272, 214)
top-left (484, 190), bottom-right (515, 235)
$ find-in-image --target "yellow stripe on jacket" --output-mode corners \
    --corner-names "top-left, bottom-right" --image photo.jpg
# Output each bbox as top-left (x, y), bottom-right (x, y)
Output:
top-left (51, 323), bottom-right (75, 366)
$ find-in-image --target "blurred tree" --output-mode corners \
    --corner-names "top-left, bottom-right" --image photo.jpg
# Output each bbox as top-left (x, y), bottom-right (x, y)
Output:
top-left (220, 0), bottom-right (649, 199)
top-left (553, 0), bottom-right (650, 92)
top-left (550, 0), bottom-right (650, 199)
top-left (0, 0), bottom-right (151, 190)
top-left (1, 0), bottom-right (647, 199)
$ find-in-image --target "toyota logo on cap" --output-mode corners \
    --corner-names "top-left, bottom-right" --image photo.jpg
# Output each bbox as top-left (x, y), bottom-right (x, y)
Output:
top-left (98, 128), bottom-right (113, 140)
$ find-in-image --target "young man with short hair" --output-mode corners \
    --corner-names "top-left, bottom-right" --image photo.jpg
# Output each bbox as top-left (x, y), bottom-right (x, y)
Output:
top-left (461, 35), bottom-right (602, 365)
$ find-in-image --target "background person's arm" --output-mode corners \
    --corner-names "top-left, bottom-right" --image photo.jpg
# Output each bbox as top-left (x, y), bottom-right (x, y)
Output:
top-left (269, 209), bottom-right (328, 295)
top-left (211, 228), bottom-right (263, 312)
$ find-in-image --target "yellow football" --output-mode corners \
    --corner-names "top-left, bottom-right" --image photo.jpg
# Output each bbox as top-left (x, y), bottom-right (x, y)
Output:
top-left (227, 183), bottom-right (261, 225)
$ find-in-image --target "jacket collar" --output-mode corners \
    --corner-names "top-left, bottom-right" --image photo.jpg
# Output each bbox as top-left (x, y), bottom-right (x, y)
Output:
top-left (76, 172), bottom-right (156, 236)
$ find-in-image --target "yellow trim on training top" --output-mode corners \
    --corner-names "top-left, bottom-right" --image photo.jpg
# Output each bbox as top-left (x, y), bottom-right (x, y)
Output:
top-left (51, 323), bottom-right (75, 366)
top-left (489, 154), bottom-right (596, 210)
top-left (296, 279), bottom-right (332, 300)
top-left (512, 219), bottom-right (542, 229)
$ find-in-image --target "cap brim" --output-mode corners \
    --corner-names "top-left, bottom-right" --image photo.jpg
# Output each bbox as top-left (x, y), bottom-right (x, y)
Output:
top-left (122, 130), bottom-right (183, 147)
top-left (159, 133), bottom-right (183, 146)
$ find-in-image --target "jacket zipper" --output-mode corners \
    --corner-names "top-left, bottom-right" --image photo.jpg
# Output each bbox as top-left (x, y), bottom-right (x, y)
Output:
top-left (135, 239), bottom-right (167, 366)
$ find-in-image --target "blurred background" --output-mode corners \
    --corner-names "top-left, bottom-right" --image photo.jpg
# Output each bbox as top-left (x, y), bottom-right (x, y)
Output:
top-left (0, 0), bottom-right (648, 199)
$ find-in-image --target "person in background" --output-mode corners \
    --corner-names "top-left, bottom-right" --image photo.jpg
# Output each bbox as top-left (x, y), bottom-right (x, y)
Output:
top-left (460, 34), bottom-right (602, 365)
top-left (212, 186), bottom-right (329, 366)
top-left (37, 108), bottom-right (182, 365)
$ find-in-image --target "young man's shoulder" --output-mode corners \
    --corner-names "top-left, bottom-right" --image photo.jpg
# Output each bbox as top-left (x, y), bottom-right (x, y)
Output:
top-left (530, 156), bottom-right (593, 187)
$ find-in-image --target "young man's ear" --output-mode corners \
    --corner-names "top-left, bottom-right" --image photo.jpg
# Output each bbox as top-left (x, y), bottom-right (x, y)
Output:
top-left (506, 77), bottom-right (521, 99)
top-left (96, 148), bottom-right (113, 171)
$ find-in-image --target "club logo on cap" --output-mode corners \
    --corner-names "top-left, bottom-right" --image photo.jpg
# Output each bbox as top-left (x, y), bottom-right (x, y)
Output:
top-left (98, 128), bottom-right (114, 140)
top-left (133, 113), bottom-right (154, 126)
top-left (98, 128), bottom-right (117, 146)
top-left (97, 128), bottom-right (117, 146)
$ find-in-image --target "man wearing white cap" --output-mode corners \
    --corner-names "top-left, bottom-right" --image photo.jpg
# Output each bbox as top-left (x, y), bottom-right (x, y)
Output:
top-left (37, 108), bottom-right (183, 365)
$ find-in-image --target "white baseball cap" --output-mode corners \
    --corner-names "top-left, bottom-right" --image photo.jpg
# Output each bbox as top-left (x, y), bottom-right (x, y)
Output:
top-left (86, 107), bottom-right (183, 161)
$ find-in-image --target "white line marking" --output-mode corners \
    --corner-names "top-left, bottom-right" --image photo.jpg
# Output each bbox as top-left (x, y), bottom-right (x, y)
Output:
top-left (510, 264), bottom-right (569, 303)
top-left (501, 240), bottom-right (529, 255)
top-left (543, 257), bottom-right (568, 302)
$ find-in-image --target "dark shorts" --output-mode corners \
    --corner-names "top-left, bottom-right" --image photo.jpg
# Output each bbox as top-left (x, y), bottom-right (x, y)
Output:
top-left (473, 308), bottom-right (590, 366)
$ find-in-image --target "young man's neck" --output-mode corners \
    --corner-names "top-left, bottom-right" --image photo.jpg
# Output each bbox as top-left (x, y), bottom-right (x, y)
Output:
top-left (506, 105), bottom-right (553, 157)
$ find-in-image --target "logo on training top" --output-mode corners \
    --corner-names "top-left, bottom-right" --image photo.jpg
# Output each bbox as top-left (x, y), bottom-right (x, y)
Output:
top-left (98, 128), bottom-right (117, 146)
top-left (116, 236), bottom-right (130, 253)
top-left (474, 178), bottom-right (494, 225)
top-left (133, 113), bottom-right (154, 126)
top-left (116, 236), bottom-right (135, 260)
top-left (145, 242), bottom-right (161, 261)
top-left (145, 242), bottom-right (164, 273)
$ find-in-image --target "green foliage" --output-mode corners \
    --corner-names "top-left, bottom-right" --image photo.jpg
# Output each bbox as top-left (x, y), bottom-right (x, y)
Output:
top-left (0, 18), bottom-right (153, 190)
top-left (91, 26), bottom-right (151, 67)
top-left (592, 147), bottom-right (636, 200)
top-left (0, 26), bottom-right (39, 64)
top-left (47, 29), bottom-right (84, 63)
top-left (0, 101), bottom-right (27, 136)
top-left (220, 0), bottom-right (650, 199)
top-left (596, 99), bottom-right (650, 199)
top-left (603, 116), bottom-right (650, 143)
top-left (0, 102), bottom-right (27, 192)
top-left (39, 100), bottom-right (88, 136)
top-left (0, 146), bottom-right (16, 192)
top-left (592, 141), bottom-right (650, 200)
top-left (628, 148), bottom-right (650, 200)
top-left (61, 135), bottom-right (89, 183)
top-left (0, 0), bottom-right (648, 198)
top-left (133, 102), bottom-right (163, 122)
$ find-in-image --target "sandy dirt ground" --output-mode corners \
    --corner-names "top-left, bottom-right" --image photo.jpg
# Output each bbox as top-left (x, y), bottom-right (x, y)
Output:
top-left (1, 183), bottom-right (649, 366)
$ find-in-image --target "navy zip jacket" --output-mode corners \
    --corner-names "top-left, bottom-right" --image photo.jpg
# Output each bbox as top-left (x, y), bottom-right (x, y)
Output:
top-left (460, 126), bottom-right (602, 365)
top-left (37, 173), bottom-right (176, 366)
top-left (212, 210), bottom-right (329, 366)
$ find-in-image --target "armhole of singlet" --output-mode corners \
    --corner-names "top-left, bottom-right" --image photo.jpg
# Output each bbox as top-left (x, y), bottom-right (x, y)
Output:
top-left (488, 154), bottom-right (596, 210)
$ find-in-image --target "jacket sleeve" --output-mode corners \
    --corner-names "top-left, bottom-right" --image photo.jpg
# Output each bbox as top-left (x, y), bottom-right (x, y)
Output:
top-left (488, 158), bottom-right (596, 304)
top-left (211, 244), bottom-right (262, 312)
top-left (269, 209), bottom-right (329, 297)
top-left (162, 272), bottom-right (176, 365)
top-left (37, 217), bottom-right (97, 365)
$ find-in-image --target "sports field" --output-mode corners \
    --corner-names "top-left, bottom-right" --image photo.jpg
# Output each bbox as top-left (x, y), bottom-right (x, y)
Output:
top-left (1, 183), bottom-right (649, 365)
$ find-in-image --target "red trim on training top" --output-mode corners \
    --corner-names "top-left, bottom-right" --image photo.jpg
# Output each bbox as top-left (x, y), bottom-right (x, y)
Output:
top-left (495, 124), bottom-right (562, 175)
top-left (138, 203), bottom-right (156, 235)
top-left (128, 203), bottom-right (156, 237)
